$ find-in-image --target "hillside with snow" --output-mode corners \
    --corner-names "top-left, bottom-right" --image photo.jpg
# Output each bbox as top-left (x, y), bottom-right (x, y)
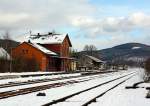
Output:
top-left (98, 43), bottom-right (150, 66)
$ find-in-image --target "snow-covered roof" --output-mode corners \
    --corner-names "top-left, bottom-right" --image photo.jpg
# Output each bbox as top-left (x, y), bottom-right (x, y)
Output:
top-left (86, 55), bottom-right (104, 63)
top-left (0, 47), bottom-right (10, 60)
top-left (27, 42), bottom-right (57, 55)
top-left (28, 33), bottom-right (68, 44)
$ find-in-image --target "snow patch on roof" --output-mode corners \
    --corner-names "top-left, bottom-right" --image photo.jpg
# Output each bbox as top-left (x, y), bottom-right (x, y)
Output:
top-left (28, 43), bottom-right (57, 55)
top-left (28, 33), bottom-right (67, 44)
top-left (0, 47), bottom-right (10, 59)
top-left (132, 46), bottom-right (141, 50)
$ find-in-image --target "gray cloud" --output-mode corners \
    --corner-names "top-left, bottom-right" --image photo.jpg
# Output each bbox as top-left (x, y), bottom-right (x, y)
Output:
top-left (0, 0), bottom-right (95, 31)
top-left (71, 12), bottom-right (150, 37)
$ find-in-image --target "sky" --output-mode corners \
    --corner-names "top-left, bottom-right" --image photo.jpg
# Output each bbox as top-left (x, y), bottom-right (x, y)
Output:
top-left (0, 0), bottom-right (150, 50)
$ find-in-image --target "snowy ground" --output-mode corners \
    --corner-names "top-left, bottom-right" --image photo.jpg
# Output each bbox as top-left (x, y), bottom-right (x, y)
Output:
top-left (52, 72), bottom-right (135, 106)
top-left (0, 71), bottom-right (62, 76)
top-left (0, 73), bottom-right (81, 85)
top-left (90, 71), bottom-right (149, 106)
top-left (0, 68), bottom-right (149, 106)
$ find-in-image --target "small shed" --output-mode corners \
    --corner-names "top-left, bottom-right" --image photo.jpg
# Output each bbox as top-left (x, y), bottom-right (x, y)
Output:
top-left (78, 55), bottom-right (105, 70)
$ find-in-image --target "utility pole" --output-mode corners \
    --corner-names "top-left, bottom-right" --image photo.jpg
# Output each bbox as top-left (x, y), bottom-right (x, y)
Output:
top-left (10, 48), bottom-right (12, 73)
top-left (29, 30), bottom-right (32, 36)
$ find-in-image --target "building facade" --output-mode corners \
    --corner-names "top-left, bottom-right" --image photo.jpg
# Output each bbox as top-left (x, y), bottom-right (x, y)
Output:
top-left (12, 33), bottom-right (74, 72)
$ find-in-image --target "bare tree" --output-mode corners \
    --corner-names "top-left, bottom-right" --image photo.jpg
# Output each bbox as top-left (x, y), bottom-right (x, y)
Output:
top-left (2, 31), bottom-right (11, 40)
top-left (83, 45), bottom-right (90, 52)
top-left (2, 31), bottom-right (12, 53)
top-left (89, 45), bottom-right (97, 56)
top-left (1, 31), bottom-right (12, 72)
top-left (83, 44), bottom-right (97, 56)
top-left (144, 58), bottom-right (150, 81)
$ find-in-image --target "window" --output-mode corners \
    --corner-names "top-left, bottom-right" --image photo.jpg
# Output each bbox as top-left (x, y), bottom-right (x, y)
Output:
top-left (22, 49), bottom-right (28, 54)
top-left (22, 49), bottom-right (25, 54)
top-left (26, 50), bottom-right (28, 54)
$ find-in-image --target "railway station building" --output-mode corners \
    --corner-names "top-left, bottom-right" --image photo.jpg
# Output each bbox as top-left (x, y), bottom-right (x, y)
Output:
top-left (12, 32), bottom-right (76, 72)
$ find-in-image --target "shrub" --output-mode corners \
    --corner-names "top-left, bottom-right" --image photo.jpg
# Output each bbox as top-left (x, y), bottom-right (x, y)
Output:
top-left (144, 58), bottom-right (150, 81)
top-left (12, 57), bottom-right (39, 72)
top-left (0, 58), bottom-right (10, 72)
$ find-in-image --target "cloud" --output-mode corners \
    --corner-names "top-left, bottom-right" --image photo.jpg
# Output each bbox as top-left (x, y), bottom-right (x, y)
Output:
top-left (71, 12), bottom-right (150, 37)
top-left (129, 12), bottom-right (150, 27)
top-left (0, 0), bottom-right (95, 31)
top-left (0, 12), bottom-right (30, 30)
top-left (0, 1), bottom-right (149, 37)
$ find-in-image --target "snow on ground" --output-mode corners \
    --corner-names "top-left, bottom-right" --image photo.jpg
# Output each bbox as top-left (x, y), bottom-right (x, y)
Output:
top-left (0, 73), bottom-right (81, 85)
top-left (0, 70), bottom-right (135, 106)
top-left (90, 69), bottom-right (150, 106)
top-left (127, 57), bottom-right (145, 62)
top-left (52, 73), bottom-right (134, 106)
top-left (0, 71), bottom-right (64, 76)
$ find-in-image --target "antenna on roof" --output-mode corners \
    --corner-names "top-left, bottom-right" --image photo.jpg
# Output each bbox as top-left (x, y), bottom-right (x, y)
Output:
top-left (48, 29), bottom-right (56, 37)
top-left (29, 30), bottom-right (32, 36)
top-left (28, 40), bottom-right (31, 43)
top-left (37, 33), bottom-right (40, 36)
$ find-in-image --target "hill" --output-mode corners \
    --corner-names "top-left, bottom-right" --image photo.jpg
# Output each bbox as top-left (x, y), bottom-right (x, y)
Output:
top-left (98, 43), bottom-right (150, 66)
top-left (0, 39), bottom-right (20, 54)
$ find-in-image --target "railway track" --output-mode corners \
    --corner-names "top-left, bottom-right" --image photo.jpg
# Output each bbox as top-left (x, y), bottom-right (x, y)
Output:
top-left (42, 72), bottom-right (135, 106)
top-left (81, 75), bottom-right (133, 106)
top-left (0, 71), bottom-right (118, 89)
top-left (0, 75), bottom-right (19, 80)
top-left (0, 73), bottom-right (108, 99)
top-left (0, 71), bottom-right (79, 80)
top-left (0, 75), bottom-right (81, 89)
top-left (0, 71), bottom-right (134, 101)
top-left (0, 71), bottom-right (116, 80)
top-left (0, 79), bottom-right (90, 99)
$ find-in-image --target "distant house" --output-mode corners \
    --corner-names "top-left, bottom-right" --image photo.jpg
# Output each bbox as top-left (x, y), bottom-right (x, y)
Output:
top-left (12, 32), bottom-right (75, 72)
top-left (78, 55), bottom-right (105, 70)
top-left (0, 47), bottom-right (10, 60)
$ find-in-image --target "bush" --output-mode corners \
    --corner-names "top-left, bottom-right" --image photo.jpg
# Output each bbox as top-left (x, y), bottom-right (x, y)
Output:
top-left (144, 58), bottom-right (150, 81)
top-left (0, 58), bottom-right (10, 72)
top-left (12, 57), bottom-right (39, 72)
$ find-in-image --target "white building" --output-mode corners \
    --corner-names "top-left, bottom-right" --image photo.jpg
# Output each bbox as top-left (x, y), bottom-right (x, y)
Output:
top-left (0, 47), bottom-right (10, 60)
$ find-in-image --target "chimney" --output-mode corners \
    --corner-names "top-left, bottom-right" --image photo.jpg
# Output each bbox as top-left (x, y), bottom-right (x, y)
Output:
top-left (28, 40), bottom-right (31, 43)
top-left (48, 32), bottom-right (53, 35)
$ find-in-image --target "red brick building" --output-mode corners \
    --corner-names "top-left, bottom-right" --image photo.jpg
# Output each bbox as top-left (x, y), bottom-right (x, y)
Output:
top-left (12, 33), bottom-right (73, 71)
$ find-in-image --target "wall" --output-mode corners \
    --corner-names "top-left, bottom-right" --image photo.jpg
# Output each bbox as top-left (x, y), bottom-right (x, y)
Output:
top-left (42, 37), bottom-right (70, 57)
top-left (60, 37), bottom-right (70, 57)
top-left (41, 44), bottom-right (61, 55)
top-left (12, 42), bottom-right (48, 71)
